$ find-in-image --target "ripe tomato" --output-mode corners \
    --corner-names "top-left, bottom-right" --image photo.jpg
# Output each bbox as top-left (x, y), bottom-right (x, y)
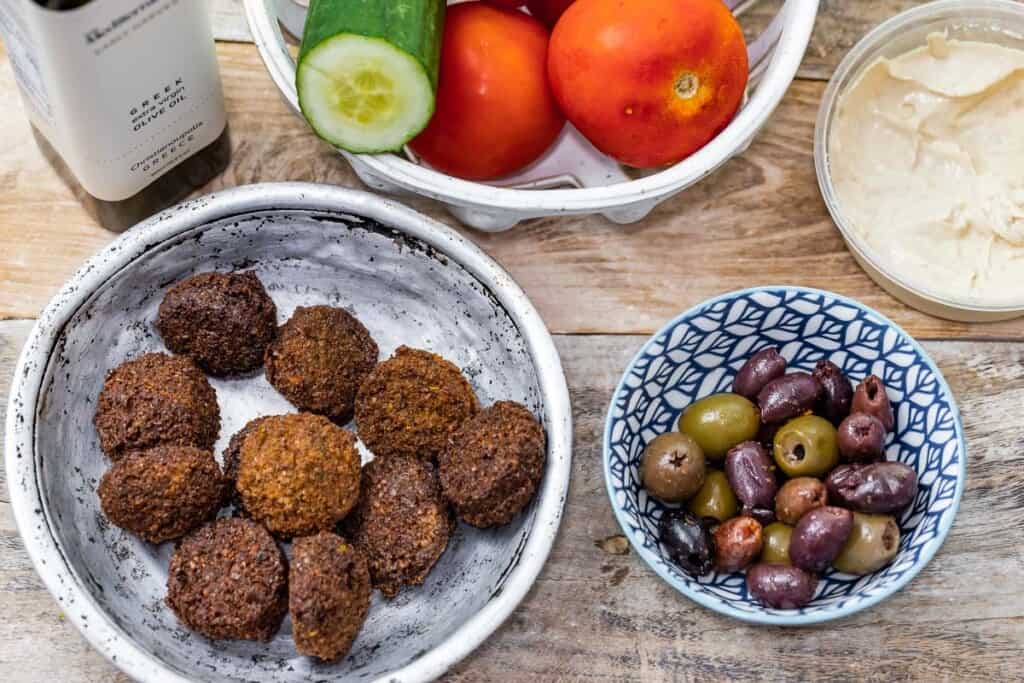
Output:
top-left (526, 0), bottom-right (575, 27)
top-left (411, 2), bottom-right (565, 180)
top-left (548, 0), bottom-right (748, 168)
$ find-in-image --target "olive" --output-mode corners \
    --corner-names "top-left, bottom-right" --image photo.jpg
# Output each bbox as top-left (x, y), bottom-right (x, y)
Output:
top-left (733, 347), bottom-right (787, 401)
top-left (757, 372), bottom-right (823, 424)
top-left (837, 413), bottom-right (886, 461)
top-left (833, 512), bottom-right (901, 575)
top-left (678, 393), bottom-right (760, 460)
top-left (789, 506), bottom-right (853, 573)
top-left (813, 359), bottom-right (853, 425)
top-left (774, 477), bottom-right (827, 526)
top-left (744, 507), bottom-right (776, 526)
top-left (687, 470), bottom-right (739, 522)
top-left (640, 432), bottom-right (706, 503)
top-left (772, 415), bottom-right (839, 478)
top-left (713, 516), bottom-right (763, 572)
top-left (760, 522), bottom-right (793, 565)
top-left (725, 441), bottom-right (777, 510)
top-left (851, 375), bottom-right (895, 432)
top-left (826, 462), bottom-right (918, 514)
top-left (747, 563), bottom-right (818, 609)
top-left (659, 510), bottom-right (715, 577)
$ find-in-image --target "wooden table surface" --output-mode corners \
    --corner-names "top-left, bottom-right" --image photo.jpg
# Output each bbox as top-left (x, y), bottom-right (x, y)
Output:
top-left (1, 1), bottom-right (1022, 681)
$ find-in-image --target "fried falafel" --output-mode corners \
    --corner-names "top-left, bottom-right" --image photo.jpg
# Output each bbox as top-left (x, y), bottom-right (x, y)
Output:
top-left (236, 413), bottom-right (361, 538)
top-left (93, 352), bottom-right (220, 459)
top-left (166, 518), bottom-right (287, 641)
top-left (98, 445), bottom-right (228, 544)
top-left (156, 271), bottom-right (277, 377)
top-left (355, 346), bottom-right (478, 460)
top-left (439, 401), bottom-right (546, 528)
top-left (345, 454), bottom-right (453, 598)
top-left (265, 306), bottom-right (378, 423)
top-left (289, 531), bottom-right (371, 661)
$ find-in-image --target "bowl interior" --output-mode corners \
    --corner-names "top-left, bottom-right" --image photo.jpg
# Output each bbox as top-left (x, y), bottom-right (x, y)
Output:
top-left (604, 288), bottom-right (964, 624)
top-left (816, 0), bottom-right (1024, 313)
top-left (33, 209), bottom-right (545, 680)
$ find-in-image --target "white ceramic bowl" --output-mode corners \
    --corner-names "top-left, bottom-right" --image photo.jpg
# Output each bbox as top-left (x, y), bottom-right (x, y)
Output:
top-left (815, 0), bottom-right (1024, 322)
top-left (4, 183), bottom-right (572, 682)
top-left (245, 0), bottom-right (820, 231)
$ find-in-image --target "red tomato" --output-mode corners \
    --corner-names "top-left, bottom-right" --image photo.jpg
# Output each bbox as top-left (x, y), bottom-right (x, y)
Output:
top-left (411, 2), bottom-right (565, 180)
top-left (526, 0), bottom-right (575, 27)
top-left (548, 0), bottom-right (748, 168)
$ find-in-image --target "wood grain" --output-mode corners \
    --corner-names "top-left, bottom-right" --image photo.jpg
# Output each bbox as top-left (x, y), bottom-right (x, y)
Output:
top-left (0, 321), bottom-right (1021, 682)
top-left (1, 43), bottom-right (1022, 339)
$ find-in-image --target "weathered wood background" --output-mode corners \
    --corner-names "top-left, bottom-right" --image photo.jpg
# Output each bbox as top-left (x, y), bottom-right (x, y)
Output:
top-left (1, 1), bottom-right (1022, 681)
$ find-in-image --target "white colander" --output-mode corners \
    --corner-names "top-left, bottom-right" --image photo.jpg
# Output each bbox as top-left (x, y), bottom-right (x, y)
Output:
top-left (245, 0), bottom-right (820, 230)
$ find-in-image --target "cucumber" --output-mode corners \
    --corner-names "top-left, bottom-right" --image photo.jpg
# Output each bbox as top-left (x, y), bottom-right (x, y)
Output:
top-left (297, 0), bottom-right (445, 153)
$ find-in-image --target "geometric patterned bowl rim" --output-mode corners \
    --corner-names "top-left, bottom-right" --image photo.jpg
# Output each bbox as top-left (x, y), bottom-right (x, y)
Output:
top-left (602, 286), bottom-right (966, 625)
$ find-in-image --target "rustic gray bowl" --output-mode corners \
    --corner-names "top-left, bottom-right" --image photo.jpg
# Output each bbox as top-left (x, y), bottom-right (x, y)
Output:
top-left (4, 183), bottom-right (572, 683)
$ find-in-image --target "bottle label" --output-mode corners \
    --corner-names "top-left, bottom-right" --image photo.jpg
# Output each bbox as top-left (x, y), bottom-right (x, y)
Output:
top-left (0, 0), bottom-right (227, 201)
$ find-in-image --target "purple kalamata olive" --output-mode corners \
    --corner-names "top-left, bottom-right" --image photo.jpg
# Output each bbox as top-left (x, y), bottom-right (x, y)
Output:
top-left (747, 563), bottom-right (818, 609)
top-left (757, 372), bottom-right (823, 424)
top-left (789, 506), bottom-right (853, 572)
top-left (725, 441), bottom-right (777, 510)
top-left (659, 511), bottom-right (715, 577)
top-left (837, 413), bottom-right (886, 462)
top-left (851, 375), bottom-right (895, 432)
top-left (733, 348), bottom-right (787, 401)
top-left (813, 359), bottom-right (854, 425)
top-left (713, 516), bottom-right (763, 572)
top-left (826, 462), bottom-right (918, 514)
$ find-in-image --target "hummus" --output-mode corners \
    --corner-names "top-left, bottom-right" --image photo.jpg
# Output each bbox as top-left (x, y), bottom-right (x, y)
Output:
top-left (830, 34), bottom-right (1024, 304)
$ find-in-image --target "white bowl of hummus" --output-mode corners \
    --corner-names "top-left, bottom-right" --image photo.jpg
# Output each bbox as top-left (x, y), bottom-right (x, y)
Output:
top-left (815, 0), bottom-right (1024, 322)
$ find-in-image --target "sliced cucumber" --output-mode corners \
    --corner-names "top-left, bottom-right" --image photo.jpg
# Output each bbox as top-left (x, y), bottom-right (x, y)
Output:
top-left (297, 0), bottom-right (444, 154)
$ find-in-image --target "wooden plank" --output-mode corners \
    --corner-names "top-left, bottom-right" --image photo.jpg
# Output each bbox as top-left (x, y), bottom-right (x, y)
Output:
top-left (207, 0), bottom-right (939, 81)
top-left (0, 321), bottom-right (1021, 682)
top-left (2, 43), bottom-right (1022, 340)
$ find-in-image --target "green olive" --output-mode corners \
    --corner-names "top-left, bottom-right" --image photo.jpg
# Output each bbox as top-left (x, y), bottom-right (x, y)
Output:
top-left (687, 470), bottom-right (739, 522)
top-left (760, 522), bottom-right (793, 565)
top-left (678, 393), bottom-right (760, 460)
top-left (640, 432), bottom-right (706, 503)
top-left (773, 415), bottom-right (839, 478)
top-left (833, 512), bottom-right (900, 575)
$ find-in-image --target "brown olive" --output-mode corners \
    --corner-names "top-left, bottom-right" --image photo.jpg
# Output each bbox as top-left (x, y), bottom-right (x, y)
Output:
top-left (733, 348), bottom-right (787, 401)
top-left (747, 564), bottom-right (818, 609)
top-left (760, 522), bottom-right (793, 565)
top-left (687, 470), bottom-right (739, 522)
top-left (641, 432), bottom-right (706, 503)
top-left (837, 413), bottom-right (886, 461)
top-left (757, 372), bottom-right (823, 424)
top-left (851, 375), bottom-right (895, 432)
top-left (678, 393), bottom-right (760, 460)
top-left (813, 359), bottom-right (854, 425)
top-left (789, 506), bottom-right (853, 573)
top-left (774, 477), bottom-right (827, 526)
top-left (713, 516), bottom-right (763, 572)
top-left (833, 512), bottom-right (900, 575)
top-left (773, 415), bottom-right (839, 478)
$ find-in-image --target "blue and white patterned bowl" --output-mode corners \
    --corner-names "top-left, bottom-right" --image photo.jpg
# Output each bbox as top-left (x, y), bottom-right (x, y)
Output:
top-left (603, 287), bottom-right (965, 625)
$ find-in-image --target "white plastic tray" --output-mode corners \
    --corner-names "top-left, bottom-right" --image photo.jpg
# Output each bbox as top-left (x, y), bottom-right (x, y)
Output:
top-left (246, 0), bottom-right (820, 230)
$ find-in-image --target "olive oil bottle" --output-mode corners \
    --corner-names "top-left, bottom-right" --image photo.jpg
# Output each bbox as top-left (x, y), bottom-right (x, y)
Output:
top-left (0, 0), bottom-right (230, 230)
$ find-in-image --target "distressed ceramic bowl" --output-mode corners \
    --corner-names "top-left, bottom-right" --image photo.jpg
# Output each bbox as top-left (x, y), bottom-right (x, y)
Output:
top-left (604, 287), bottom-right (965, 625)
top-left (5, 183), bottom-right (572, 682)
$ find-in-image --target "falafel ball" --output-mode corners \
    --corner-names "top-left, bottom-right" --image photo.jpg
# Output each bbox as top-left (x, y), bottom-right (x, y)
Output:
top-left (156, 271), bottom-right (277, 377)
top-left (264, 306), bottom-right (378, 423)
top-left (289, 531), bottom-right (371, 661)
top-left (439, 401), bottom-right (546, 528)
top-left (98, 445), bottom-right (228, 544)
top-left (93, 352), bottom-right (220, 459)
top-left (236, 413), bottom-right (361, 538)
top-left (344, 454), bottom-right (453, 598)
top-left (355, 346), bottom-right (478, 460)
top-left (166, 518), bottom-right (287, 641)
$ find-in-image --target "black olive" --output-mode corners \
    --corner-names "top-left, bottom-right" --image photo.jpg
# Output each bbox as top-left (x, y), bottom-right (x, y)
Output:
top-left (658, 510), bottom-right (715, 577)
